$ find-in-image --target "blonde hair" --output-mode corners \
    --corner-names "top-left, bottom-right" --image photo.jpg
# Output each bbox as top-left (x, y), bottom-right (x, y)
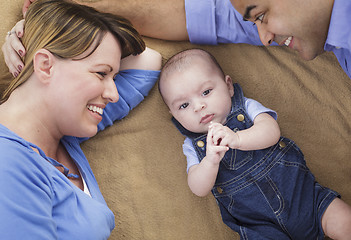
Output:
top-left (1, 0), bottom-right (145, 103)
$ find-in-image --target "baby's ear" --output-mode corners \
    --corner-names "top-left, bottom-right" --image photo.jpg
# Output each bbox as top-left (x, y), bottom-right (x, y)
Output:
top-left (225, 75), bottom-right (234, 97)
top-left (33, 49), bottom-right (55, 83)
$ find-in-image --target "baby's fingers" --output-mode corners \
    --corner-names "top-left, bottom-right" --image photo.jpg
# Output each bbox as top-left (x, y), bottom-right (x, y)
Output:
top-left (214, 145), bottom-right (229, 153)
top-left (207, 127), bottom-right (215, 147)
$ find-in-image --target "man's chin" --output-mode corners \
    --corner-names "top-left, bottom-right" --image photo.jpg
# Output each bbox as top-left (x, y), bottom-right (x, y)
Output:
top-left (298, 48), bottom-right (325, 61)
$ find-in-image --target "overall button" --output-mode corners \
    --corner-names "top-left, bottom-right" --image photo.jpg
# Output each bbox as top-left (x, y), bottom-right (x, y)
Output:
top-left (216, 187), bottom-right (223, 194)
top-left (237, 114), bottom-right (245, 122)
top-left (197, 140), bottom-right (205, 148)
top-left (279, 141), bottom-right (286, 148)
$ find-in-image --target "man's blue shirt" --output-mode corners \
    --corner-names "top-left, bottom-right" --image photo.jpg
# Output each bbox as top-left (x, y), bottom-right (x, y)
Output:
top-left (185, 0), bottom-right (350, 79)
top-left (324, 0), bottom-right (351, 79)
top-left (185, 0), bottom-right (262, 45)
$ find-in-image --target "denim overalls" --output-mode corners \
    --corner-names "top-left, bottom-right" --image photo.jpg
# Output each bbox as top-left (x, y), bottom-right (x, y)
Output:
top-left (173, 83), bottom-right (339, 239)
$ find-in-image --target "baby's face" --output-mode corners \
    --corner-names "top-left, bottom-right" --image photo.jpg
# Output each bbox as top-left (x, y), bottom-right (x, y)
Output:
top-left (162, 58), bottom-right (234, 133)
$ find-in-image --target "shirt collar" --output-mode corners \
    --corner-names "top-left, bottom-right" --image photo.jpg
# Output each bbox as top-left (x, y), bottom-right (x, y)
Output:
top-left (325, 0), bottom-right (351, 51)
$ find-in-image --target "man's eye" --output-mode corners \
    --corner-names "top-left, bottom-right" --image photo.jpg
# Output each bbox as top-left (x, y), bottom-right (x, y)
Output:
top-left (202, 89), bottom-right (211, 96)
top-left (179, 103), bottom-right (189, 109)
top-left (255, 13), bottom-right (264, 23)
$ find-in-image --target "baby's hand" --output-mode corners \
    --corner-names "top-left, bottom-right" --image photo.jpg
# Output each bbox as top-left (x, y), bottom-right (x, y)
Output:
top-left (209, 122), bottom-right (241, 149)
top-left (205, 124), bottom-right (229, 165)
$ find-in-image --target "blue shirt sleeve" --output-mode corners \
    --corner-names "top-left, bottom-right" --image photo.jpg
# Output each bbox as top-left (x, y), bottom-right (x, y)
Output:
top-left (183, 137), bottom-right (201, 173)
top-left (244, 97), bottom-right (277, 121)
top-left (185, 0), bottom-right (263, 45)
top-left (79, 69), bottom-right (160, 143)
top-left (97, 69), bottom-right (160, 131)
top-left (0, 140), bottom-right (57, 239)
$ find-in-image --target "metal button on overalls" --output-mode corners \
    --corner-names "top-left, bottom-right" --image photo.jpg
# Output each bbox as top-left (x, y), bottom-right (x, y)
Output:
top-left (237, 114), bottom-right (245, 122)
top-left (197, 140), bottom-right (205, 148)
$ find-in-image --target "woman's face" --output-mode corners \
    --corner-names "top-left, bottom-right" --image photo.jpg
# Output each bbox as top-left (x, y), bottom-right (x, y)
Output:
top-left (48, 32), bottom-right (121, 138)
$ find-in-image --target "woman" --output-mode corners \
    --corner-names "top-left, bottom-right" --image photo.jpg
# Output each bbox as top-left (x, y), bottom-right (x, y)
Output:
top-left (0, 0), bottom-right (161, 239)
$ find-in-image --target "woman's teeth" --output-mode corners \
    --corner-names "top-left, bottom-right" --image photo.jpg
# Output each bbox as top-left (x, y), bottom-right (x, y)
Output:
top-left (87, 105), bottom-right (103, 115)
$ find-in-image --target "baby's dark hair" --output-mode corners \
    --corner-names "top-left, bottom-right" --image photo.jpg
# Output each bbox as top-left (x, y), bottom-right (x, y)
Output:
top-left (160, 48), bottom-right (224, 80)
top-left (158, 48), bottom-right (225, 99)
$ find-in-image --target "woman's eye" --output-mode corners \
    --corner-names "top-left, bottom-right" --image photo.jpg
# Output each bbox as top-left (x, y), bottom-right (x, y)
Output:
top-left (202, 89), bottom-right (211, 96)
top-left (179, 103), bottom-right (189, 109)
top-left (97, 72), bottom-right (107, 78)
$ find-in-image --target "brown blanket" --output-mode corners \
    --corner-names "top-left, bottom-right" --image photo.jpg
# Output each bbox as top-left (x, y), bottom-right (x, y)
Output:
top-left (1, 1), bottom-right (350, 239)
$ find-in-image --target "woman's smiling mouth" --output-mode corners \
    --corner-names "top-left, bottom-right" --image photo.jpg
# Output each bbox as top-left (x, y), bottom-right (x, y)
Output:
top-left (87, 104), bottom-right (103, 115)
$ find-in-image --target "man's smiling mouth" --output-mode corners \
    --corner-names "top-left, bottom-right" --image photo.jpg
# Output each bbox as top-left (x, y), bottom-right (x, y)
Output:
top-left (284, 36), bottom-right (292, 47)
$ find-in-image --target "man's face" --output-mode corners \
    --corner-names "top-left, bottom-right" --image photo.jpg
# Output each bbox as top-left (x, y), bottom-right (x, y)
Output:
top-left (231, 0), bottom-right (332, 60)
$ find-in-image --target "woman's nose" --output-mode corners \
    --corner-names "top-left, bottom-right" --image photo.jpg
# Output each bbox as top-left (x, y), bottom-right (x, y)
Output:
top-left (103, 78), bottom-right (119, 103)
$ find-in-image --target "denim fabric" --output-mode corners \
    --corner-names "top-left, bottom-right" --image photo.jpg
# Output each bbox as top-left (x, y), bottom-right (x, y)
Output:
top-left (173, 83), bottom-right (339, 239)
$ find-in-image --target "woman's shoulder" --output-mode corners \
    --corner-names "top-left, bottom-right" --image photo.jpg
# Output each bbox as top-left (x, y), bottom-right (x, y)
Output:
top-left (0, 134), bottom-right (54, 187)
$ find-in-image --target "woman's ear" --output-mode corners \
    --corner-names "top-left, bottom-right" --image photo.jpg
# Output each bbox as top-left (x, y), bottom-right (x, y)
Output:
top-left (225, 75), bottom-right (234, 97)
top-left (33, 49), bottom-right (55, 83)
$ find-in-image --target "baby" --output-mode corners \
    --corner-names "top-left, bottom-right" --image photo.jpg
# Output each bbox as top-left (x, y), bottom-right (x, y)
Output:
top-left (158, 49), bottom-right (351, 239)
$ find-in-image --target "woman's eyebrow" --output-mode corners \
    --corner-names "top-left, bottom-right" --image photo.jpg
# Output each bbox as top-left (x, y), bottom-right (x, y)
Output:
top-left (243, 5), bottom-right (257, 21)
top-left (95, 64), bottom-right (113, 72)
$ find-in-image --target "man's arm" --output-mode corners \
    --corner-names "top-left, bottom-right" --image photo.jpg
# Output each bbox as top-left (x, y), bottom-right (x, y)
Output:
top-left (77, 0), bottom-right (189, 41)
top-left (23, 0), bottom-right (189, 40)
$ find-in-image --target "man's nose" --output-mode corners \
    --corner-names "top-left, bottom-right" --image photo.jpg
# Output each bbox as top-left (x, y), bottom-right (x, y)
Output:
top-left (256, 22), bottom-right (274, 46)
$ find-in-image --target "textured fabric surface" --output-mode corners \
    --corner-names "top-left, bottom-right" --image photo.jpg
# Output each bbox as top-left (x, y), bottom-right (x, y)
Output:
top-left (1, 1), bottom-right (350, 239)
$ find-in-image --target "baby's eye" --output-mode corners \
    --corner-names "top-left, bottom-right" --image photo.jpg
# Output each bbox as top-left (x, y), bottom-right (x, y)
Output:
top-left (179, 103), bottom-right (189, 109)
top-left (202, 89), bottom-right (212, 96)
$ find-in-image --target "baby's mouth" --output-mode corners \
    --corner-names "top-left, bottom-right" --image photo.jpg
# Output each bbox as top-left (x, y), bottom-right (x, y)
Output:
top-left (200, 114), bottom-right (214, 124)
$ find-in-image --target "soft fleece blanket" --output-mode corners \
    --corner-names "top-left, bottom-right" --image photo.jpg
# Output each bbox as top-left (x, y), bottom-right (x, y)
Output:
top-left (1, 1), bottom-right (350, 239)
